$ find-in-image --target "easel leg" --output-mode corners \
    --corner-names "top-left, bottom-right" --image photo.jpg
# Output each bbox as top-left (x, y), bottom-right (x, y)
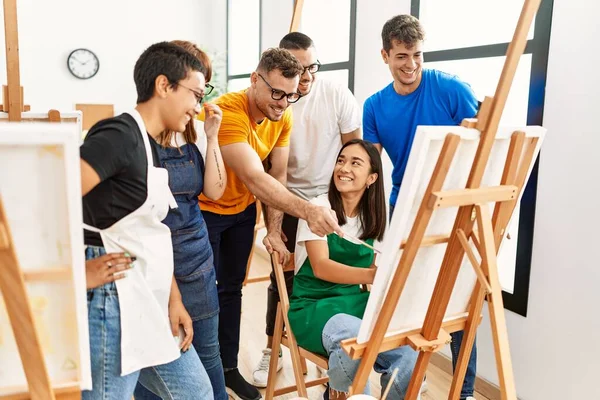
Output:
top-left (405, 352), bottom-right (432, 400)
top-left (476, 205), bottom-right (517, 400)
top-left (448, 283), bottom-right (486, 400)
top-left (0, 198), bottom-right (56, 400)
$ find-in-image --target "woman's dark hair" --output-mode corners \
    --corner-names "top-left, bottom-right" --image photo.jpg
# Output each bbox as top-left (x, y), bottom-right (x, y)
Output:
top-left (328, 139), bottom-right (386, 241)
top-left (134, 41), bottom-right (206, 104)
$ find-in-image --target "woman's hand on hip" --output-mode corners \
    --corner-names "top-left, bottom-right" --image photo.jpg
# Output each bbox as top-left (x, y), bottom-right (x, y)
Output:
top-left (85, 252), bottom-right (134, 290)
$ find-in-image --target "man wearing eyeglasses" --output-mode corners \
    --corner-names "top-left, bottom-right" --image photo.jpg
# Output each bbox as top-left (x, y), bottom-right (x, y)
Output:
top-left (198, 48), bottom-right (343, 400)
top-left (251, 32), bottom-right (362, 389)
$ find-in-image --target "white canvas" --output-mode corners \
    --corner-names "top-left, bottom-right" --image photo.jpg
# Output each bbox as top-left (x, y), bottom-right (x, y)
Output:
top-left (0, 121), bottom-right (91, 395)
top-left (358, 124), bottom-right (546, 344)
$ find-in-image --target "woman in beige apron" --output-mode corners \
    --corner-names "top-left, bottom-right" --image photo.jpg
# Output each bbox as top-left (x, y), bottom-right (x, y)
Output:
top-left (79, 42), bottom-right (215, 399)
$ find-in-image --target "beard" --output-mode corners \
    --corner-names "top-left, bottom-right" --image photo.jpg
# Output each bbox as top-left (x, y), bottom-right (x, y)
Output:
top-left (256, 99), bottom-right (285, 122)
top-left (298, 79), bottom-right (313, 96)
top-left (395, 67), bottom-right (421, 86)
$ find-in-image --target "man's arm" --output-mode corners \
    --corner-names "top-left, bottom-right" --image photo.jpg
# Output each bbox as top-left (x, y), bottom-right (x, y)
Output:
top-left (336, 84), bottom-right (362, 145)
top-left (265, 146), bottom-right (288, 234)
top-left (362, 99), bottom-right (382, 154)
top-left (263, 146), bottom-right (291, 264)
top-left (220, 142), bottom-right (341, 237)
top-left (341, 128), bottom-right (361, 145)
top-left (449, 77), bottom-right (479, 123)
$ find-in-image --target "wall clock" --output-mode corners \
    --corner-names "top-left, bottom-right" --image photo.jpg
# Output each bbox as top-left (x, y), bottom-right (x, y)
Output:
top-left (67, 48), bottom-right (99, 79)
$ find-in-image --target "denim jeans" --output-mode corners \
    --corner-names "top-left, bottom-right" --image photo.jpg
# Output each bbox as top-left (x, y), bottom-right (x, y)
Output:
top-left (322, 314), bottom-right (418, 399)
top-left (134, 313), bottom-right (224, 400)
top-left (203, 203), bottom-right (257, 369)
top-left (83, 246), bottom-right (213, 400)
top-left (390, 204), bottom-right (476, 398)
top-left (450, 330), bottom-right (477, 399)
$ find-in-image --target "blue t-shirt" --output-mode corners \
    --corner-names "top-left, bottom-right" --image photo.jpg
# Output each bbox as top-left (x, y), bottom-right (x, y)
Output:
top-left (364, 69), bottom-right (478, 207)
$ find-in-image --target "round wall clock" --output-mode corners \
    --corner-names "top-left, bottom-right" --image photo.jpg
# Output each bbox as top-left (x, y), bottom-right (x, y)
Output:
top-left (67, 48), bottom-right (100, 79)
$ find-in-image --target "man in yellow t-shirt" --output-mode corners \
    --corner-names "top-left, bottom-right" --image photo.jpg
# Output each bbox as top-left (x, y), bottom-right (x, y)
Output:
top-left (199, 48), bottom-right (342, 400)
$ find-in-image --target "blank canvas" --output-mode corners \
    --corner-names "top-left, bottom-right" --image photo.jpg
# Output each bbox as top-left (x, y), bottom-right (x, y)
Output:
top-left (0, 122), bottom-right (91, 395)
top-left (358, 124), bottom-right (545, 343)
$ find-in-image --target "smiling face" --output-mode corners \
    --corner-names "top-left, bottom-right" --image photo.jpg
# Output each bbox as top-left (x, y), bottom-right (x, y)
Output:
top-left (333, 143), bottom-right (378, 196)
top-left (382, 39), bottom-right (423, 93)
top-left (163, 70), bottom-right (206, 133)
top-left (287, 47), bottom-right (318, 96)
top-left (251, 69), bottom-right (299, 121)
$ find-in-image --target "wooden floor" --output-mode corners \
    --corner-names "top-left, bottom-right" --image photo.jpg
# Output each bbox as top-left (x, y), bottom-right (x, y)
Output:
top-left (238, 252), bottom-right (491, 400)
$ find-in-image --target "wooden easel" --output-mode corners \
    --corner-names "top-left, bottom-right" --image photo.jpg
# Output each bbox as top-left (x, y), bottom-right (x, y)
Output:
top-left (0, 0), bottom-right (81, 399)
top-left (341, 1), bottom-right (543, 399)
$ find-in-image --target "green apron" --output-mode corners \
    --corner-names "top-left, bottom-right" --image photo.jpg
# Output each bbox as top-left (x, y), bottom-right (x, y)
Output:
top-left (288, 233), bottom-right (374, 356)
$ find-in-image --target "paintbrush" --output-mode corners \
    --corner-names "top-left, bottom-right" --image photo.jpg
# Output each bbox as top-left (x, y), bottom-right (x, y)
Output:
top-left (336, 232), bottom-right (382, 254)
top-left (380, 367), bottom-right (399, 400)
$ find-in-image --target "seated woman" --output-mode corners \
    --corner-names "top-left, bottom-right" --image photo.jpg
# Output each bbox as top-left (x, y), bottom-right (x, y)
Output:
top-left (288, 139), bottom-right (417, 400)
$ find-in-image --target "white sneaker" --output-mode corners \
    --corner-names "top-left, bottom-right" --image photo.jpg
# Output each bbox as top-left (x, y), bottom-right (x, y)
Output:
top-left (317, 365), bottom-right (327, 377)
top-left (420, 376), bottom-right (428, 393)
top-left (317, 365), bottom-right (328, 386)
top-left (252, 348), bottom-right (283, 388)
top-left (464, 397), bottom-right (476, 400)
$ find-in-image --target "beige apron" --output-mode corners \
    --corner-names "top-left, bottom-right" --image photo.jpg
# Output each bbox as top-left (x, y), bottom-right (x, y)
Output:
top-left (84, 110), bottom-right (180, 375)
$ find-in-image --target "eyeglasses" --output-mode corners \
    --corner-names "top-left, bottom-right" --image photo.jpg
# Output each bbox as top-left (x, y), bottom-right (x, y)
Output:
top-left (175, 82), bottom-right (215, 105)
top-left (257, 74), bottom-right (301, 103)
top-left (302, 60), bottom-right (321, 75)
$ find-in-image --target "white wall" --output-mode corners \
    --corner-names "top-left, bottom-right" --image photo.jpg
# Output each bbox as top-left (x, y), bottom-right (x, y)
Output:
top-left (354, 0), bottom-right (411, 201)
top-left (354, 0), bottom-right (410, 105)
top-left (0, 0), bottom-right (218, 114)
top-left (472, 0), bottom-right (600, 398)
top-left (261, 0), bottom-right (294, 50)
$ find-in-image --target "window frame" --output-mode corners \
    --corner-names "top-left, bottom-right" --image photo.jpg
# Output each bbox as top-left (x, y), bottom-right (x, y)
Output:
top-left (226, 0), bottom-right (357, 92)
top-left (411, 0), bottom-right (554, 317)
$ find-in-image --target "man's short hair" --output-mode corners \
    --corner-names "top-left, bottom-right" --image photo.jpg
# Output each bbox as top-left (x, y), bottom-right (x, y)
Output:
top-left (279, 32), bottom-right (314, 50)
top-left (256, 48), bottom-right (304, 79)
top-left (134, 42), bottom-right (205, 103)
top-left (381, 15), bottom-right (425, 53)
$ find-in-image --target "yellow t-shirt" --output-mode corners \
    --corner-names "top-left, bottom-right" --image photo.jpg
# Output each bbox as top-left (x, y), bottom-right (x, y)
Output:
top-left (198, 90), bottom-right (292, 215)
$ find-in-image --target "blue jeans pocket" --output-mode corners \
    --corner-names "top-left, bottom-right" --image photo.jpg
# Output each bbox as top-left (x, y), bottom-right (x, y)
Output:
top-left (176, 264), bottom-right (219, 320)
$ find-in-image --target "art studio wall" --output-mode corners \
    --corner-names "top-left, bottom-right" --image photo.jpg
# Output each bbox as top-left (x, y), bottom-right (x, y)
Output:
top-left (0, 0), bottom-right (213, 114)
top-left (472, 0), bottom-right (600, 398)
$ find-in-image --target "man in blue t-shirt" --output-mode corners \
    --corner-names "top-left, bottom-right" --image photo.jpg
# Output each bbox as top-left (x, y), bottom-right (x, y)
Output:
top-left (364, 14), bottom-right (479, 400)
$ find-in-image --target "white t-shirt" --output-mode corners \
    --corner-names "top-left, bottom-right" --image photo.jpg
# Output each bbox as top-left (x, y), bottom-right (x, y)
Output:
top-left (294, 194), bottom-right (364, 273)
top-left (287, 78), bottom-right (361, 200)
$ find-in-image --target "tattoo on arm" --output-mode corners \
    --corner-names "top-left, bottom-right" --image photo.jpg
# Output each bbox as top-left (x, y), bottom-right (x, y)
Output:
top-left (213, 149), bottom-right (224, 188)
